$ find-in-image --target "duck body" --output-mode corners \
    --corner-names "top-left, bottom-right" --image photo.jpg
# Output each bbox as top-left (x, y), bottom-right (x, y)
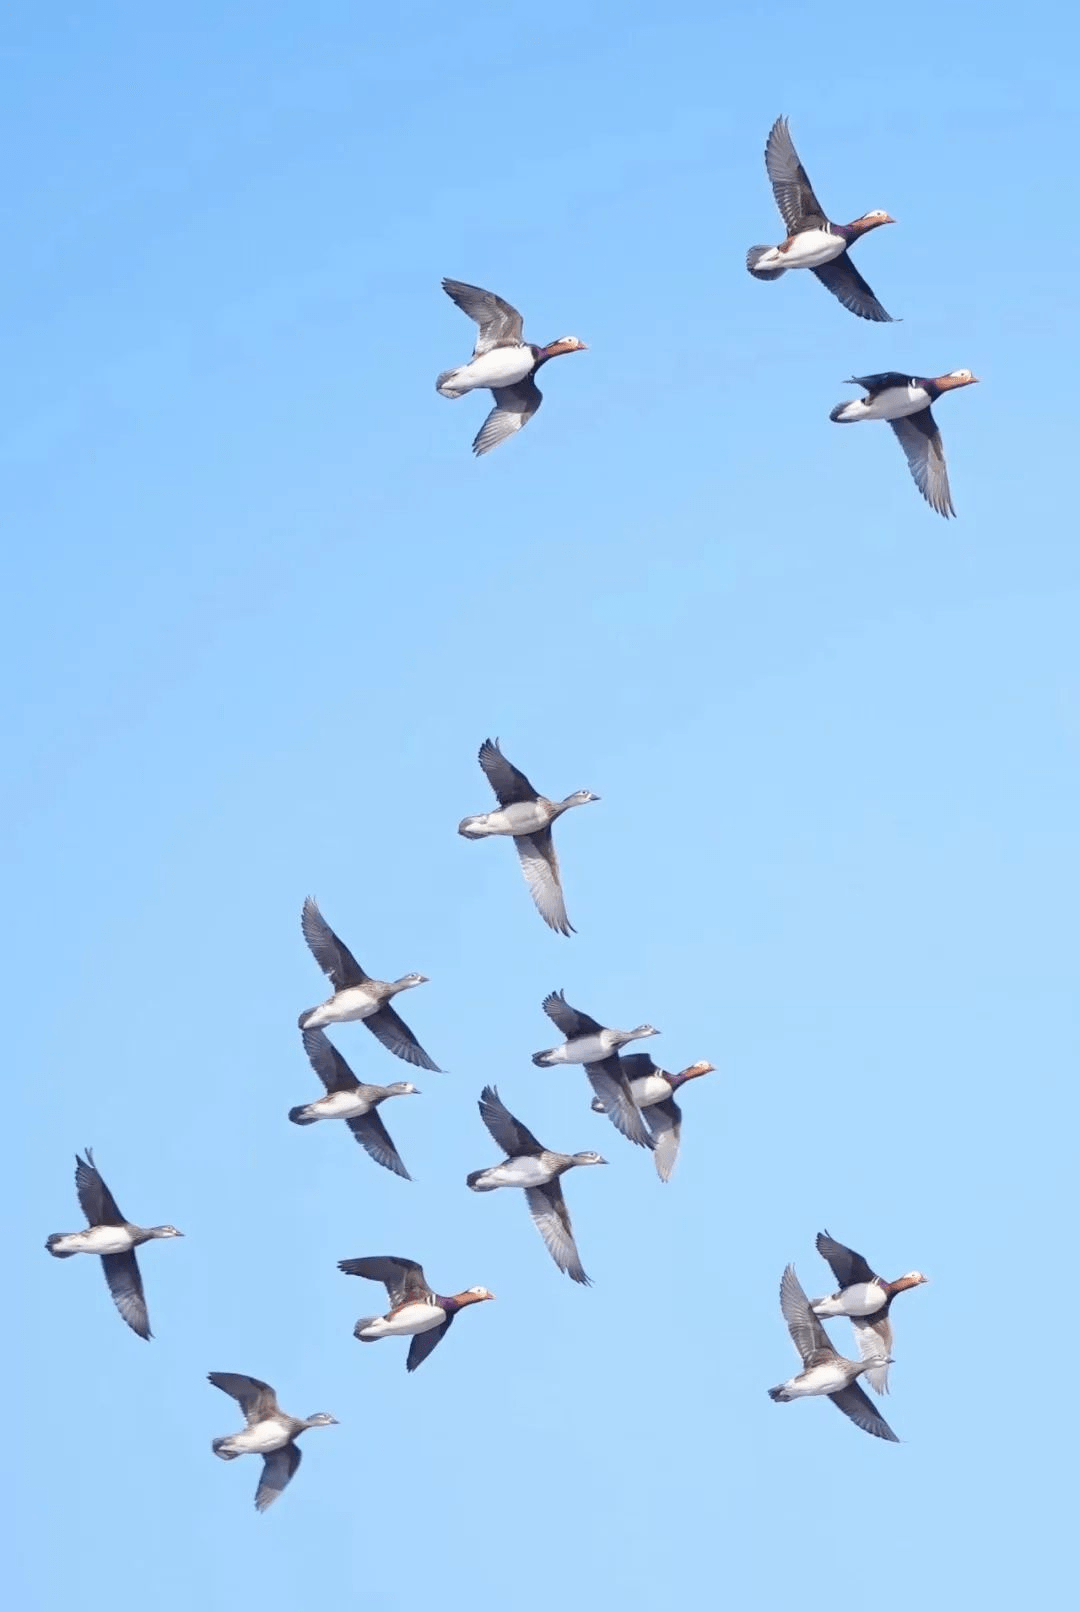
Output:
top-left (768, 1264), bottom-right (898, 1442)
top-left (47, 1224), bottom-right (142, 1257)
top-left (289, 1029), bottom-right (418, 1178)
top-left (214, 1418), bottom-right (295, 1458)
top-left (459, 798), bottom-right (561, 838)
top-left (339, 1255), bottom-right (494, 1371)
top-left (468, 1155), bottom-right (562, 1191)
top-left (437, 281), bottom-right (586, 456)
top-left (532, 990), bottom-right (657, 1151)
top-left (534, 1028), bottom-right (628, 1066)
top-left (208, 1372), bottom-right (338, 1512)
top-left (746, 116), bottom-right (894, 321)
top-left (590, 1056), bottom-right (714, 1181)
top-left (812, 1280), bottom-right (889, 1319)
top-left (355, 1300), bottom-right (449, 1340)
top-left (829, 369), bottom-right (978, 518)
top-left (811, 1231), bottom-right (928, 1394)
top-left (769, 1358), bottom-right (867, 1401)
top-left (300, 982), bottom-right (387, 1030)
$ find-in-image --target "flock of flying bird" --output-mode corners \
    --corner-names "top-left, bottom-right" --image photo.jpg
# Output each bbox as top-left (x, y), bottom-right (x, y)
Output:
top-left (437, 115), bottom-right (978, 519)
top-left (42, 115), bottom-right (941, 1512)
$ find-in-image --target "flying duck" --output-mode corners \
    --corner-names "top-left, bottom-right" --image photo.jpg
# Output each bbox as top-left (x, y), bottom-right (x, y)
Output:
top-left (208, 1372), bottom-right (338, 1513)
top-left (339, 1255), bottom-right (494, 1372)
top-left (532, 989), bottom-right (657, 1151)
top-left (436, 279), bottom-right (587, 456)
top-left (590, 1056), bottom-right (714, 1182)
top-left (458, 737), bottom-right (599, 936)
top-left (746, 115), bottom-right (895, 321)
top-left (288, 1028), bottom-right (419, 1180)
top-left (811, 1230), bottom-right (928, 1395)
top-left (829, 369), bottom-right (978, 517)
top-left (45, 1149), bottom-right (183, 1340)
top-left (298, 897), bottom-right (442, 1072)
top-left (467, 1084), bottom-right (605, 1285)
top-left (768, 1265), bottom-right (899, 1443)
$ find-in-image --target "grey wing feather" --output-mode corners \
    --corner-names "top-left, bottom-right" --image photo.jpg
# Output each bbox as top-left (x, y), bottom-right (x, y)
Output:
top-left (812, 254), bottom-right (893, 322)
top-left (618, 1053), bottom-right (661, 1081)
top-left (337, 1256), bottom-right (431, 1305)
top-left (780, 1264), bottom-right (837, 1365)
top-left (525, 1183), bottom-right (590, 1285)
top-left (478, 1085), bottom-right (544, 1156)
top-left (347, 1111), bottom-right (411, 1180)
top-left (256, 1444), bottom-right (301, 1512)
top-left (585, 1057), bottom-right (655, 1150)
top-left (442, 279), bottom-right (525, 353)
top-left (365, 1004), bottom-right (442, 1072)
top-left (207, 1372), bottom-right (280, 1421)
top-left (301, 1028), bottom-right (360, 1093)
top-left (765, 116), bottom-right (827, 231)
top-left (472, 379), bottom-right (542, 457)
top-left (75, 1149), bottom-right (125, 1226)
top-left (541, 990), bottom-right (602, 1038)
top-left (477, 738), bottom-right (538, 805)
top-left (889, 411), bottom-right (954, 517)
top-left (515, 829), bottom-right (573, 935)
top-left (300, 898), bottom-right (368, 988)
top-left (852, 1314), bottom-right (893, 1395)
top-left (102, 1250), bottom-right (151, 1339)
top-left (829, 1381), bottom-right (899, 1442)
top-left (645, 1096), bottom-right (682, 1182)
top-left (815, 1232), bottom-right (876, 1288)
top-left (407, 1316), bottom-right (453, 1372)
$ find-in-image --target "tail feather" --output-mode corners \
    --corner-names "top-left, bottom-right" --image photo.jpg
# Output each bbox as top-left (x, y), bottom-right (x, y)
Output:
top-left (767, 1385), bottom-right (788, 1402)
top-left (746, 246), bottom-right (786, 281)
top-left (212, 1438), bottom-right (238, 1460)
top-left (45, 1235), bottom-right (75, 1258)
top-left (288, 1105), bottom-right (318, 1126)
top-left (829, 402), bottom-right (859, 423)
top-left (436, 368), bottom-right (466, 397)
top-left (353, 1317), bottom-right (380, 1341)
top-left (466, 1169), bottom-right (494, 1191)
top-left (590, 1097), bottom-right (606, 1114)
top-left (532, 1049), bottom-right (555, 1067)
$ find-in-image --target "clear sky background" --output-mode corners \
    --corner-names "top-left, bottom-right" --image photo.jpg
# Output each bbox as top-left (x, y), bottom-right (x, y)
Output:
top-left (6, 2), bottom-right (1077, 1607)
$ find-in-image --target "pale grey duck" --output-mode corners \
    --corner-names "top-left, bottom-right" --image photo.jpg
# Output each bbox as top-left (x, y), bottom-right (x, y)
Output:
top-left (458, 738), bottom-right (599, 936)
top-left (467, 1084), bottom-right (605, 1285)
top-left (339, 1255), bottom-right (494, 1372)
top-left (590, 1055), bottom-right (714, 1182)
top-left (289, 1028), bottom-right (419, 1180)
top-left (209, 1372), bottom-right (338, 1512)
top-left (532, 989), bottom-right (656, 1150)
top-left (298, 897), bottom-right (442, 1071)
top-left (45, 1149), bottom-right (183, 1340)
top-left (768, 1265), bottom-right (898, 1442)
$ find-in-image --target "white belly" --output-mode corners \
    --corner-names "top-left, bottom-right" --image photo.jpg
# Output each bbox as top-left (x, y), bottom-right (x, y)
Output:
top-left (554, 1033), bottom-right (614, 1065)
top-left (787, 1361), bottom-right (853, 1398)
top-left (57, 1226), bottom-right (136, 1256)
top-left (813, 1282), bottom-right (885, 1318)
top-left (842, 384), bottom-right (930, 423)
top-left (759, 229), bottom-right (845, 270)
top-left (629, 1074), bottom-right (671, 1108)
top-left (312, 1089), bottom-right (372, 1120)
top-left (305, 986), bottom-right (379, 1028)
top-left (453, 346), bottom-right (535, 391)
top-left (360, 1302), bottom-right (445, 1339)
top-left (480, 1157), bottom-right (555, 1189)
top-left (231, 1419), bottom-right (291, 1455)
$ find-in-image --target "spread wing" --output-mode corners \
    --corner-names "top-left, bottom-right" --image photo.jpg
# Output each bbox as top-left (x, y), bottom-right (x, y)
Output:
top-left (829, 1381), bottom-right (899, 1442)
top-left (365, 1004), bottom-right (442, 1072)
top-left (780, 1264), bottom-right (837, 1367)
top-left (75, 1149), bottom-right (126, 1226)
top-left (406, 1316), bottom-right (453, 1372)
top-left (337, 1256), bottom-right (431, 1306)
top-left (815, 1232), bottom-right (876, 1288)
top-left (645, 1096), bottom-right (682, 1183)
top-left (478, 1085), bottom-right (544, 1156)
top-left (812, 254), bottom-right (893, 322)
top-left (585, 1057), bottom-right (655, 1150)
top-left (256, 1444), bottom-right (301, 1512)
top-left (347, 1111), bottom-right (411, 1180)
top-left (852, 1314), bottom-right (893, 1395)
top-left (515, 829), bottom-right (573, 935)
top-left (442, 279), bottom-right (525, 354)
top-left (764, 115), bottom-right (826, 231)
top-left (890, 410), bottom-right (955, 518)
top-left (300, 898), bottom-right (368, 988)
top-left (846, 372), bottom-right (908, 393)
top-left (541, 990), bottom-right (602, 1038)
top-left (477, 738), bottom-right (538, 805)
top-left (525, 1183), bottom-right (590, 1285)
top-left (102, 1251), bottom-right (151, 1339)
top-left (472, 379), bottom-right (543, 457)
top-left (207, 1372), bottom-right (280, 1422)
top-left (301, 1028), bottom-right (360, 1094)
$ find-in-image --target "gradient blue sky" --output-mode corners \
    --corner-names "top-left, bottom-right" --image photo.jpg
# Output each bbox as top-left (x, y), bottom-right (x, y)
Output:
top-left (7, 3), bottom-right (1077, 1608)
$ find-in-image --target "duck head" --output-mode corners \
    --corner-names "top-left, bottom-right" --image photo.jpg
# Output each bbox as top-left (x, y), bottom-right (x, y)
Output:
top-left (672, 1060), bottom-right (715, 1089)
top-left (392, 973), bottom-right (429, 990)
top-left (536, 335), bottom-right (588, 366)
top-left (932, 370), bottom-right (979, 391)
top-left (844, 209), bottom-right (895, 236)
top-left (385, 1082), bottom-right (421, 1096)
top-left (149, 1225), bottom-right (185, 1239)
top-left (447, 1286), bottom-right (495, 1311)
top-left (891, 1271), bottom-right (929, 1292)
top-left (302, 1412), bottom-right (340, 1429)
top-left (570, 1151), bottom-right (608, 1168)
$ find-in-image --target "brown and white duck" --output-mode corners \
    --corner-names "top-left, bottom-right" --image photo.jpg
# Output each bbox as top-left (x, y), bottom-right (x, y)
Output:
top-left (45, 1149), bottom-right (183, 1340)
top-left (747, 116), bottom-right (895, 321)
top-left (436, 279), bottom-right (586, 456)
top-left (532, 989), bottom-right (657, 1151)
top-left (590, 1055), bottom-right (714, 1182)
top-left (338, 1255), bottom-right (494, 1372)
top-left (768, 1265), bottom-right (899, 1443)
top-left (297, 897), bottom-right (442, 1072)
top-left (458, 738), bottom-right (599, 936)
top-left (811, 1230), bottom-right (928, 1394)
top-left (208, 1372), bottom-right (338, 1512)
top-left (467, 1084), bottom-right (605, 1285)
top-left (829, 369), bottom-right (978, 517)
top-left (288, 1028), bottom-right (420, 1180)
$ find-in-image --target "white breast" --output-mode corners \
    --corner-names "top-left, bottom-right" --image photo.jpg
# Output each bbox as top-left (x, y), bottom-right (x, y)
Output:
top-left (233, 1419), bottom-right (291, 1455)
top-left (379, 1302), bottom-right (445, 1337)
top-left (818, 1281), bottom-right (886, 1317)
top-left (65, 1226), bottom-right (137, 1256)
top-left (312, 986), bottom-right (379, 1025)
top-left (858, 384), bottom-right (931, 421)
top-left (791, 1361), bottom-right (852, 1397)
top-left (461, 345), bottom-right (536, 389)
top-left (482, 1157), bottom-right (555, 1189)
top-left (779, 229), bottom-right (847, 269)
top-left (628, 1074), bottom-right (671, 1108)
top-left (560, 1032), bottom-right (614, 1065)
top-left (314, 1089), bottom-right (372, 1120)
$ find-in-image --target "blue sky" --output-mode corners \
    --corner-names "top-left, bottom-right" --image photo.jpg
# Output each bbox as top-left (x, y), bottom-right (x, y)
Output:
top-left (6, 2), bottom-right (1077, 1607)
